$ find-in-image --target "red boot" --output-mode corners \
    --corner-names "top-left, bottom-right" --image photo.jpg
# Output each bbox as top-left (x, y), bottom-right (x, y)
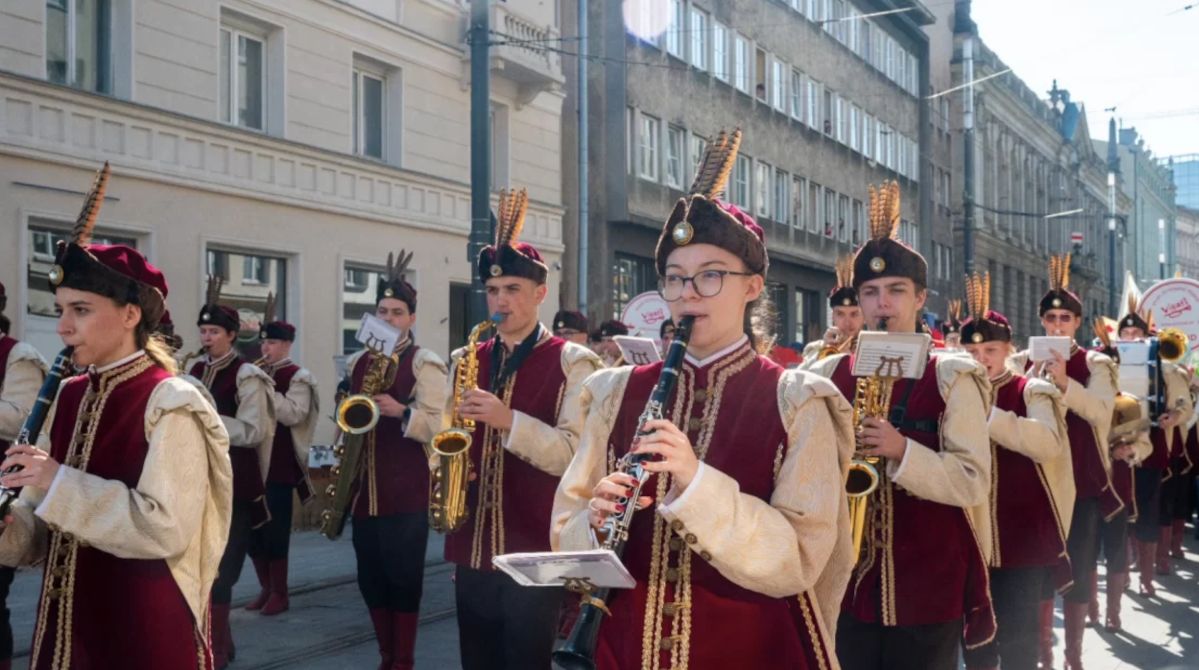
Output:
top-left (1156, 527), bottom-right (1172, 575)
top-left (1105, 571), bottom-right (1125, 632)
top-left (260, 557), bottom-right (290, 616)
top-left (1086, 570), bottom-right (1100, 626)
top-left (1170, 519), bottom-right (1186, 558)
top-left (1037, 599), bottom-right (1055, 670)
top-left (245, 556), bottom-right (271, 611)
top-left (1063, 600), bottom-right (1087, 670)
top-left (391, 611), bottom-right (419, 670)
top-left (369, 609), bottom-right (394, 670)
top-left (1138, 540), bottom-right (1157, 596)
top-left (211, 603), bottom-right (231, 669)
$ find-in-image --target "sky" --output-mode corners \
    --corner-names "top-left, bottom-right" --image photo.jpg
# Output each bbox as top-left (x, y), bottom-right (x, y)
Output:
top-left (969, 0), bottom-right (1199, 159)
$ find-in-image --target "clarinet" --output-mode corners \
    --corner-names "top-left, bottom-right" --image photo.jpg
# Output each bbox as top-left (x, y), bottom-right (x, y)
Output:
top-left (553, 315), bottom-right (695, 670)
top-left (0, 346), bottom-right (74, 517)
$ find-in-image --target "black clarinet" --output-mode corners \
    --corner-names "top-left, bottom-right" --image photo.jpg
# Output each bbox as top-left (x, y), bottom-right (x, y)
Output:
top-left (0, 346), bottom-right (74, 517)
top-left (553, 315), bottom-right (694, 670)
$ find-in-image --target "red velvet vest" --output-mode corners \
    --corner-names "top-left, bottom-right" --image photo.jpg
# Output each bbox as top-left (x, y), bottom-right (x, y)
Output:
top-left (831, 355), bottom-right (994, 648)
top-left (265, 361), bottom-right (314, 503)
top-left (1058, 349), bottom-right (1123, 518)
top-left (191, 355), bottom-right (268, 525)
top-left (0, 335), bottom-right (18, 451)
top-left (990, 373), bottom-right (1065, 568)
top-left (594, 344), bottom-right (834, 670)
top-left (444, 336), bottom-right (570, 570)
top-left (350, 343), bottom-right (429, 517)
top-left (34, 355), bottom-right (208, 670)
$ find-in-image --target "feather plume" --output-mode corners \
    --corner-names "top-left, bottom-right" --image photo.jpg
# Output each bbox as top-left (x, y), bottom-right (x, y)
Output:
top-left (1126, 292), bottom-right (1139, 319)
top-left (205, 275), bottom-right (224, 307)
top-left (495, 188), bottom-right (530, 249)
top-left (385, 252), bottom-right (395, 281)
top-left (963, 272), bottom-right (992, 321)
top-left (392, 249), bottom-right (414, 282)
top-left (834, 255), bottom-right (854, 288)
top-left (947, 299), bottom-right (962, 322)
top-left (1092, 317), bottom-right (1112, 350)
top-left (689, 129), bottom-right (743, 199)
top-left (867, 180), bottom-right (901, 241)
top-left (1048, 253), bottom-right (1072, 291)
top-left (263, 292), bottom-right (277, 324)
top-left (71, 161), bottom-right (111, 248)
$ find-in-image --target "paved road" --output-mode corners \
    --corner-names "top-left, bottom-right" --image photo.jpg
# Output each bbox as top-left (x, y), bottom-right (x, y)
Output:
top-left (7, 527), bottom-right (1199, 668)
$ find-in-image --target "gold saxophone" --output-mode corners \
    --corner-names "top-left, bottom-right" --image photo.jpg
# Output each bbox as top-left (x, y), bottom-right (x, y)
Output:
top-left (846, 319), bottom-right (897, 565)
top-left (428, 315), bottom-right (502, 534)
top-left (320, 344), bottom-right (400, 540)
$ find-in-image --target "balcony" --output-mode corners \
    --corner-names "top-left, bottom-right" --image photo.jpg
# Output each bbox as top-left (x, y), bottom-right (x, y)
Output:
top-left (462, 2), bottom-right (564, 107)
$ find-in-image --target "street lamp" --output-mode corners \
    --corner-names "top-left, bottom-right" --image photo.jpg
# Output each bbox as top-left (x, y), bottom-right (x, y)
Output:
top-left (1159, 218), bottom-right (1167, 279)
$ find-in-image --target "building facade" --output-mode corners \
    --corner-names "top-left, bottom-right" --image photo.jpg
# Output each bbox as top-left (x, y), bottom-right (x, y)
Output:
top-left (1108, 127), bottom-right (1177, 286)
top-left (1176, 206), bottom-right (1199, 280)
top-left (1167, 154), bottom-right (1199, 210)
top-left (0, 0), bottom-right (567, 441)
top-left (940, 1), bottom-right (1127, 340)
top-left (560, 0), bottom-right (936, 346)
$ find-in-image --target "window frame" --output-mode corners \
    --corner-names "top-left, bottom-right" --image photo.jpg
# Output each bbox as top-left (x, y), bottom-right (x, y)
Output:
top-left (219, 25), bottom-right (267, 131)
top-left (352, 67), bottom-right (386, 160)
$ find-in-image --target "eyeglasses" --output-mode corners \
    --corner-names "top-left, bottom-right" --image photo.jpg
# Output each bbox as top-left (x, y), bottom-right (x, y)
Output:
top-left (658, 270), bottom-right (755, 302)
top-left (555, 328), bottom-right (582, 337)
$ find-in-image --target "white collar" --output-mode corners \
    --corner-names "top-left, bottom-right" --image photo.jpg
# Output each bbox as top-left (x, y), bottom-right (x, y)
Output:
top-left (685, 334), bottom-right (749, 368)
top-left (92, 349), bottom-right (146, 374)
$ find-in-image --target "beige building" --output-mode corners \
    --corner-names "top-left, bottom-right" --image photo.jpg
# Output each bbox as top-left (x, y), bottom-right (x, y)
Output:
top-left (0, 0), bottom-right (566, 441)
top-left (1177, 206), bottom-right (1199, 280)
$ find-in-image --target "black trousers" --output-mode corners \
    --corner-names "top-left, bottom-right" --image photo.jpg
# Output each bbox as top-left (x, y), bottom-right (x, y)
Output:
top-left (352, 512), bottom-right (429, 612)
top-left (249, 482), bottom-right (295, 560)
top-left (455, 565), bottom-right (564, 670)
top-left (1161, 462), bottom-right (1189, 526)
top-left (0, 565), bottom-right (12, 661)
top-left (836, 612), bottom-right (963, 670)
top-left (1098, 509), bottom-right (1130, 573)
top-left (963, 567), bottom-right (1046, 670)
top-left (1134, 468), bottom-right (1163, 540)
top-left (213, 500), bottom-right (255, 604)
top-left (1178, 473), bottom-right (1197, 521)
top-left (1064, 497), bottom-right (1099, 603)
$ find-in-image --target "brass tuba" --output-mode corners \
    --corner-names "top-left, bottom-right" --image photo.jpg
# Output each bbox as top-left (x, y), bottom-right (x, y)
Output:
top-left (428, 314), bottom-right (503, 534)
top-left (1158, 327), bottom-right (1188, 362)
top-left (320, 344), bottom-right (400, 539)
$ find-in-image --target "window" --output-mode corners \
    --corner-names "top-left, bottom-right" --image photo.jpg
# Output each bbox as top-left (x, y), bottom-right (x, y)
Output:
top-left (771, 60), bottom-right (786, 111)
top-left (206, 248), bottom-right (287, 357)
top-left (822, 89), bottom-right (833, 135)
top-left (689, 7), bottom-right (708, 71)
top-left (824, 188), bottom-right (836, 237)
top-left (849, 105), bottom-right (860, 152)
top-left (352, 69), bottom-right (384, 159)
top-left (795, 289), bottom-right (816, 345)
top-left (755, 48), bottom-right (767, 100)
top-left (838, 195), bottom-right (850, 242)
top-left (774, 169), bottom-right (790, 224)
top-left (732, 155), bottom-right (752, 209)
top-left (756, 161), bottom-right (772, 218)
top-left (897, 134), bottom-right (907, 177)
top-left (626, 107), bottom-right (635, 174)
top-left (734, 35), bottom-right (751, 93)
top-left (27, 221), bottom-right (136, 318)
top-left (834, 95), bottom-right (845, 143)
top-left (806, 79), bottom-right (820, 128)
top-left (638, 113), bottom-right (660, 181)
top-left (665, 0), bottom-right (684, 58)
top-left (342, 262), bottom-right (383, 354)
top-left (689, 133), bottom-right (706, 184)
top-left (665, 125), bottom-right (685, 189)
top-left (790, 70), bottom-right (804, 120)
top-left (852, 199), bottom-right (864, 246)
top-left (863, 113), bottom-right (874, 160)
top-left (219, 26), bottom-right (265, 130)
top-left (792, 176), bottom-right (806, 229)
top-left (612, 254), bottom-right (655, 318)
top-left (712, 22), bottom-right (729, 81)
top-left (808, 181), bottom-right (821, 233)
top-left (46, 0), bottom-right (111, 93)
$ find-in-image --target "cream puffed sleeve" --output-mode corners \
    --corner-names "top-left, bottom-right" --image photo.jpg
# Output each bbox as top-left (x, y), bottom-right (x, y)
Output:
top-left (499, 342), bottom-right (603, 476)
top-left (403, 348), bottom-right (448, 444)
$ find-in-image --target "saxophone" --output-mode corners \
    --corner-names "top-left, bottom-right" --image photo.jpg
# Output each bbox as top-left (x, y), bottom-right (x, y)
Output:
top-left (428, 314), bottom-right (503, 534)
top-left (320, 344), bottom-right (400, 540)
top-left (846, 318), bottom-right (896, 565)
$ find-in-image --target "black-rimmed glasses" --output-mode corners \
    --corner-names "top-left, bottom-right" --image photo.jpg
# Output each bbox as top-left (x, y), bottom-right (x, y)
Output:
top-left (658, 270), bottom-right (755, 302)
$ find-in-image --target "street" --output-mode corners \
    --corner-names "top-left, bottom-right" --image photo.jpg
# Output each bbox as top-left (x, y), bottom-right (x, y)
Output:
top-left (5, 528), bottom-right (1198, 668)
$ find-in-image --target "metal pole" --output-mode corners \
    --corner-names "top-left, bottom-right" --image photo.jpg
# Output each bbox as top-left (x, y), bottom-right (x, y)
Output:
top-left (577, 0), bottom-right (589, 310)
top-left (962, 35), bottom-right (975, 275)
top-left (1159, 218), bottom-right (1167, 279)
top-left (468, 0), bottom-right (492, 326)
top-left (1108, 171), bottom-right (1117, 316)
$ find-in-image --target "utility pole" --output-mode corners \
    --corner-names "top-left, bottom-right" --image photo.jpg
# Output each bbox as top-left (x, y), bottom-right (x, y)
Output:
top-left (576, 0), bottom-right (589, 310)
top-left (1106, 114), bottom-right (1119, 316)
top-left (468, 0), bottom-right (492, 326)
top-left (1159, 218), bottom-right (1167, 279)
top-left (961, 23), bottom-right (976, 274)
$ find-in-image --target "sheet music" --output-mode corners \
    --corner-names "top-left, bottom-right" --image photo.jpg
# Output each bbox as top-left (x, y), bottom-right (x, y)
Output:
top-left (850, 332), bottom-right (931, 379)
top-left (492, 549), bottom-right (636, 589)
top-left (613, 336), bottom-right (662, 366)
top-left (355, 313), bottom-right (402, 354)
top-left (1028, 336), bottom-right (1073, 363)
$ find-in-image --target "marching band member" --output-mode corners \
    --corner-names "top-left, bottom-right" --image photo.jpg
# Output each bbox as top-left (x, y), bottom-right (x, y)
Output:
top-left (552, 309), bottom-right (590, 346)
top-left (802, 255), bottom-right (863, 365)
top-left (0, 166), bottom-right (232, 668)
top-left (192, 277), bottom-right (276, 669)
top-left (593, 320), bottom-right (630, 367)
top-left (810, 182), bottom-right (993, 670)
top-left (941, 299), bottom-right (964, 352)
top-left (447, 189), bottom-right (601, 669)
top-left (345, 251), bottom-right (447, 670)
top-left (1114, 305), bottom-right (1192, 592)
top-left (553, 129), bottom-right (853, 669)
top-left (957, 274), bottom-right (1073, 670)
top-left (0, 282), bottom-right (48, 670)
top-left (245, 294), bottom-right (319, 617)
top-left (1010, 254), bottom-right (1120, 670)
